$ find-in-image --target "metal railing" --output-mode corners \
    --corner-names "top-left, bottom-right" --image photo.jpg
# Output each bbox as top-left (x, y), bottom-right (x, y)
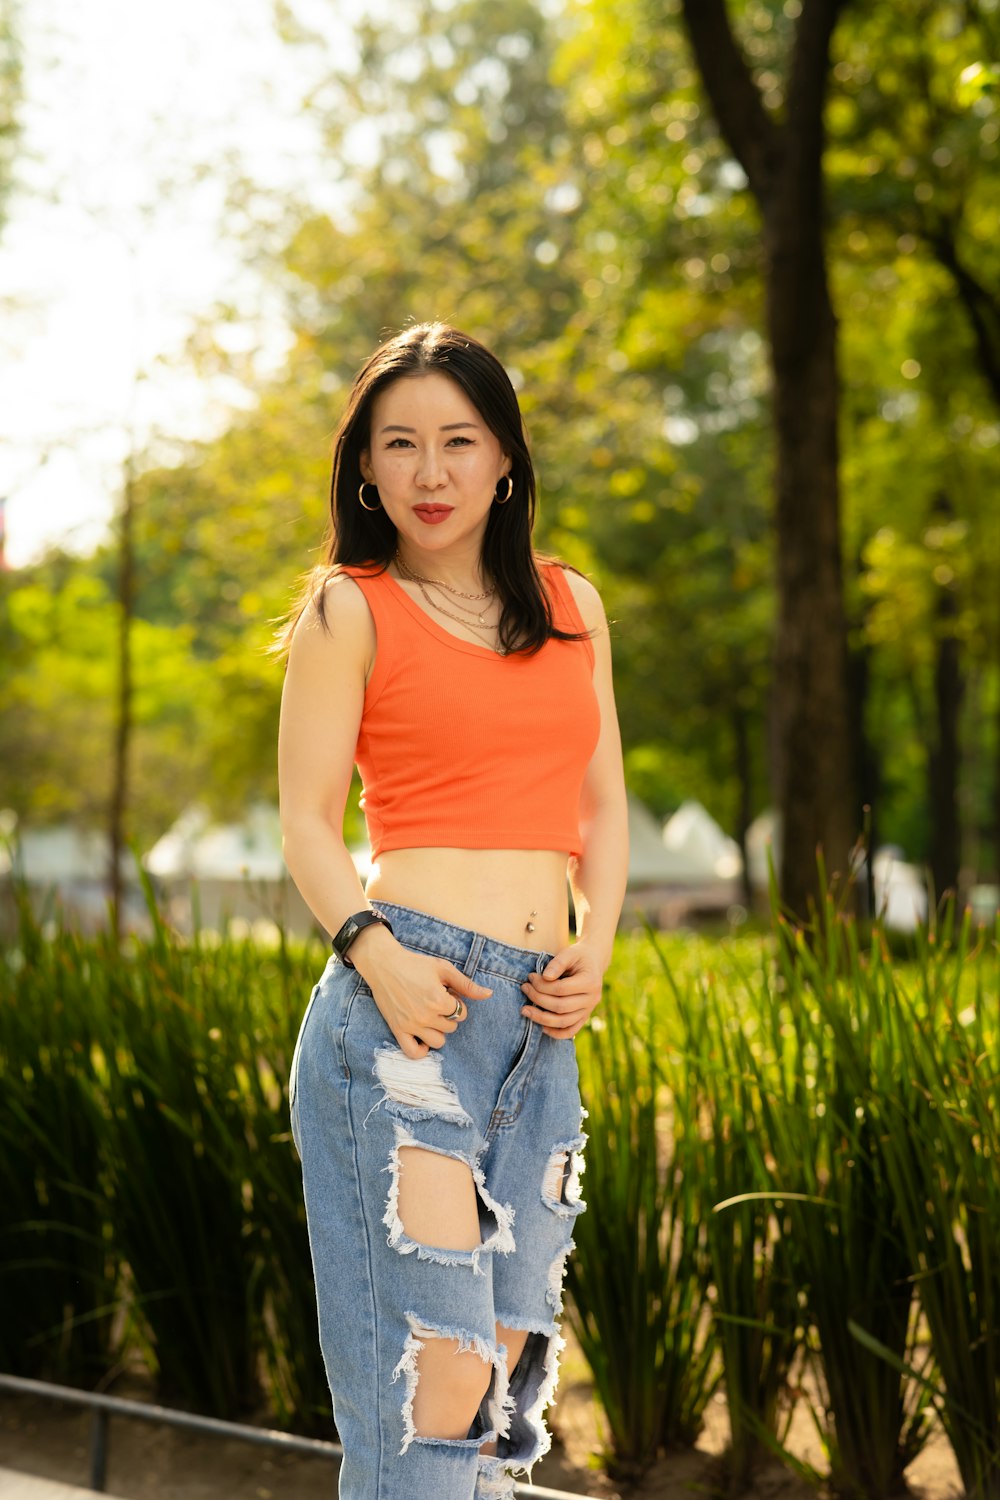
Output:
top-left (0, 1375), bottom-right (585, 1499)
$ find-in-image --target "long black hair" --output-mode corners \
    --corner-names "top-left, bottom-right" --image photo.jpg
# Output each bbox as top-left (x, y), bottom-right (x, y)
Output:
top-left (274, 323), bottom-right (586, 657)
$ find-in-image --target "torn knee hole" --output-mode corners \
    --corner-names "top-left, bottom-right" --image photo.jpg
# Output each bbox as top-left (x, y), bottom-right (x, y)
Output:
top-left (384, 1131), bottom-right (516, 1267)
top-left (412, 1336), bottom-right (494, 1439)
top-left (393, 1318), bottom-right (511, 1451)
top-left (396, 1146), bottom-right (481, 1252)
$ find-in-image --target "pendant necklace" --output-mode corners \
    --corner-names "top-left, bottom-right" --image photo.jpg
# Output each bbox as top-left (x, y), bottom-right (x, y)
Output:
top-left (395, 553), bottom-right (507, 654)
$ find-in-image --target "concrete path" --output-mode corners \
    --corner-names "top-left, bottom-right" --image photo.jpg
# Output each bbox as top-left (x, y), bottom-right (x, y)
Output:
top-left (0, 1470), bottom-right (114, 1500)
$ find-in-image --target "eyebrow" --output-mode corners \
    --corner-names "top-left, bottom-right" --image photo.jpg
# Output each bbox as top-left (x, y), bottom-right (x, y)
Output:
top-left (379, 422), bottom-right (480, 433)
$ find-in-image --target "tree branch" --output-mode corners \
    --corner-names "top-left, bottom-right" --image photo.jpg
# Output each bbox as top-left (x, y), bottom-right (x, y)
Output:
top-left (782, 0), bottom-right (851, 212)
top-left (791, 0), bottom-right (851, 161)
top-left (679, 0), bottom-right (783, 204)
top-left (927, 221), bottom-right (1000, 410)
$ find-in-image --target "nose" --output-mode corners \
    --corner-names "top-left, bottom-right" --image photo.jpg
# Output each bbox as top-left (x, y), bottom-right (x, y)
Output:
top-left (415, 446), bottom-right (447, 490)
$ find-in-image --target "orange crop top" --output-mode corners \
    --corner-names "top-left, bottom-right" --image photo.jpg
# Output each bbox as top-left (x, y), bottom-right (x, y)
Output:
top-left (342, 562), bottom-right (601, 858)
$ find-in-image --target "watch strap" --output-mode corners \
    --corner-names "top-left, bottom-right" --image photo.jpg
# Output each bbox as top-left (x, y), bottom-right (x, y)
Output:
top-left (331, 909), bottom-right (393, 968)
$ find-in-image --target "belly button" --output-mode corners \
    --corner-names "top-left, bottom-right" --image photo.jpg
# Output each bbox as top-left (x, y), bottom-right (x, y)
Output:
top-left (525, 909), bottom-right (537, 934)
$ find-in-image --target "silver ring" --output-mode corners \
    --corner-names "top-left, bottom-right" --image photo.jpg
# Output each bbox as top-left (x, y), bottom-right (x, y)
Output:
top-left (445, 997), bottom-right (464, 1021)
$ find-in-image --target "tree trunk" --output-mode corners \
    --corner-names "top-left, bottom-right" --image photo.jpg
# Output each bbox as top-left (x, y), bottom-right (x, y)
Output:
top-left (928, 494), bottom-right (963, 902)
top-left (680, 0), bottom-right (856, 919)
top-left (767, 239), bottom-right (855, 915)
top-left (732, 698), bottom-right (753, 907)
top-left (995, 675), bottom-right (1000, 886)
top-left (847, 564), bottom-right (879, 920)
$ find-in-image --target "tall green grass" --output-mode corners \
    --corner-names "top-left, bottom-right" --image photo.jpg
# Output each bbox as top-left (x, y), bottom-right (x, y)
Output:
top-left (676, 961), bottom-right (799, 1495)
top-left (873, 910), bottom-right (1000, 1500)
top-left (569, 996), bottom-right (718, 1477)
top-left (733, 900), bottom-right (934, 1498)
top-left (0, 888), bottom-right (118, 1382)
top-left (0, 876), bottom-right (330, 1427)
top-left (568, 895), bottom-right (996, 1493)
top-left (2, 876), bottom-right (998, 1493)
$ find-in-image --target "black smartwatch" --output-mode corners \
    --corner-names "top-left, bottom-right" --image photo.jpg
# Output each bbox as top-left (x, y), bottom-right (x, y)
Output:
top-left (331, 909), bottom-right (394, 968)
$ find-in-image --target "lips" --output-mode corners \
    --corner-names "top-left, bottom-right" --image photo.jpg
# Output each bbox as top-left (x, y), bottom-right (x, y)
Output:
top-left (413, 505), bottom-right (454, 524)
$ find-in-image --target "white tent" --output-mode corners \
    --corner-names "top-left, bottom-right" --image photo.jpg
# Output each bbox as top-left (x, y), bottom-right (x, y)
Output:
top-left (145, 803), bottom-right (285, 881)
top-left (143, 803), bottom-right (363, 938)
top-left (0, 824), bottom-right (138, 883)
top-left (626, 795), bottom-right (678, 887)
top-left (872, 847), bottom-right (929, 932)
top-left (0, 821), bottom-right (143, 935)
top-left (661, 800), bottom-right (743, 883)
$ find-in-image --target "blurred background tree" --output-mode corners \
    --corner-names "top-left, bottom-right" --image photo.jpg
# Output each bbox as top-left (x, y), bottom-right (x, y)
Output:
top-left (0, 0), bottom-right (20, 232)
top-left (2, 0), bottom-right (998, 907)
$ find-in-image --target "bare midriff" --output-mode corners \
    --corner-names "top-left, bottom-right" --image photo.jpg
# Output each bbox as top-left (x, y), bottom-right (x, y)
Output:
top-left (365, 847), bottom-right (572, 956)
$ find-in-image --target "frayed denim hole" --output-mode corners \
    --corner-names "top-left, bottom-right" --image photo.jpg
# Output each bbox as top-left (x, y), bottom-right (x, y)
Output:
top-left (540, 1136), bottom-right (587, 1218)
top-left (492, 1327), bottom-right (566, 1470)
top-left (545, 1242), bottom-right (574, 1314)
top-left (383, 1131), bottom-right (515, 1272)
top-left (372, 1044), bottom-right (474, 1126)
top-left (391, 1314), bottom-right (509, 1455)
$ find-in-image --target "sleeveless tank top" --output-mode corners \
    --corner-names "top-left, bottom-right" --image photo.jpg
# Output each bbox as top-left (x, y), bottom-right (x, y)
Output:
top-left (342, 562), bottom-right (601, 858)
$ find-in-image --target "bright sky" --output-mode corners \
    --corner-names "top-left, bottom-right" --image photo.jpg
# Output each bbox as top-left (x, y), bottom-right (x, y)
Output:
top-left (0, 0), bottom-right (355, 567)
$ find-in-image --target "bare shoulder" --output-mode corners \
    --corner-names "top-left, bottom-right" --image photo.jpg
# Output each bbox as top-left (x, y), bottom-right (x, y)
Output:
top-left (553, 563), bottom-right (607, 633)
top-left (289, 568), bottom-right (376, 659)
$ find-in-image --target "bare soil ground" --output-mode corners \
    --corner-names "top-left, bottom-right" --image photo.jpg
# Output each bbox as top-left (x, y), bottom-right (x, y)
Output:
top-left (0, 1336), bottom-right (963, 1500)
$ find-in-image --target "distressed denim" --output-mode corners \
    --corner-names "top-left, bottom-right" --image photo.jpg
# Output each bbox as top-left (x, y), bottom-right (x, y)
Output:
top-left (289, 901), bottom-right (587, 1500)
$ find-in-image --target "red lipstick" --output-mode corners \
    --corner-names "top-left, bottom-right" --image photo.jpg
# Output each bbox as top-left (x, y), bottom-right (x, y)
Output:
top-left (413, 505), bottom-right (453, 525)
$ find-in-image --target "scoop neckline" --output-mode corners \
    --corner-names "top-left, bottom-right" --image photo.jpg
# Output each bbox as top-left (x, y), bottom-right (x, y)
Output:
top-left (381, 569), bottom-right (516, 660)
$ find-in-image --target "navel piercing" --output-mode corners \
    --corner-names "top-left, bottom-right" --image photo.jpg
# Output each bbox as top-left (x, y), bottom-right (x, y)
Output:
top-left (525, 909), bottom-right (537, 934)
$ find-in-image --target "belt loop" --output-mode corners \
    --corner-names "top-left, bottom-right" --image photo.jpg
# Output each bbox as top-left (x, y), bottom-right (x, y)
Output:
top-left (464, 932), bottom-right (485, 977)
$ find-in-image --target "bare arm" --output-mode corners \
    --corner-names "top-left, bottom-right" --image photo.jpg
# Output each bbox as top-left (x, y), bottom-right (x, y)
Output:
top-left (520, 574), bottom-right (629, 1039)
top-left (278, 576), bottom-right (491, 1058)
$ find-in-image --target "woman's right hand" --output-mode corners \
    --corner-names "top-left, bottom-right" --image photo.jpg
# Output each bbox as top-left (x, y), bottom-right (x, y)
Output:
top-left (349, 926), bottom-right (492, 1058)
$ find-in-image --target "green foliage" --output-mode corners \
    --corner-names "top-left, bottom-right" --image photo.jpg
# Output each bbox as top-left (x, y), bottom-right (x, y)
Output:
top-left (3, 876), bottom-right (1000, 1489)
top-left (0, 565), bottom-right (233, 839)
top-left (735, 900), bottom-right (935, 1498)
top-left (874, 908), bottom-right (1000, 1500)
top-left (677, 956), bottom-right (800, 1494)
top-left (0, 887), bottom-right (118, 1383)
top-left (6, 0), bottom-right (1000, 896)
top-left (569, 993), bottom-right (718, 1475)
top-left (568, 894), bottom-right (997, 1492)
top-left (0, 876), bottom-right (331, 1426)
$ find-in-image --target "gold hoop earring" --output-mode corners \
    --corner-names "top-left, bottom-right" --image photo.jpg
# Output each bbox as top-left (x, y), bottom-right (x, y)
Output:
top-left (495, 476), bottom-right (513, 505)
top-left (358, 482), bottom-right (382, 512)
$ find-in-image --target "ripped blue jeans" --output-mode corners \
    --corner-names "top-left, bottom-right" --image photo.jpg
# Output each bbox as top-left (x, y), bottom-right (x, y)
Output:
top-left (289, 902), bottom-right (587, 1500)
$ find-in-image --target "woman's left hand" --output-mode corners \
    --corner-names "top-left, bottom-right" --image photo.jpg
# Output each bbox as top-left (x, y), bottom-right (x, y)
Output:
top-left (520, 941), bottom-right (607, 1040)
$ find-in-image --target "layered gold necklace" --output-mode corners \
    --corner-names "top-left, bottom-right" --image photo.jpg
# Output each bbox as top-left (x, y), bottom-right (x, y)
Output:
top-left (395, 552), bottom-right (507, 654)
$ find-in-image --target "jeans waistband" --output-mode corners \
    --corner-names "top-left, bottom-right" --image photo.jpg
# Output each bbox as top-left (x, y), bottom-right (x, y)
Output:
top-left (370, 902), bottom-right (555, 983)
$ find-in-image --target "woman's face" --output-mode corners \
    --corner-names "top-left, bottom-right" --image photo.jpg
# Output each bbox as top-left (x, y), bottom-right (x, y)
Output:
top-left (360, 372), bottom-right (510, 556)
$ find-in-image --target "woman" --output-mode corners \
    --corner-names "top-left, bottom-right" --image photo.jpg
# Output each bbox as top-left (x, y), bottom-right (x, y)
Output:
top-left (277, 323), bottom-right (628, 1500)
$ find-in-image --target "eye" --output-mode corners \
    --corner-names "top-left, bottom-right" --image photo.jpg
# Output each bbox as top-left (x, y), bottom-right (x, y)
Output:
top-left (447, 436), bottom-right (473, 446)
top-left (385, 437), bottom-right (414, 448)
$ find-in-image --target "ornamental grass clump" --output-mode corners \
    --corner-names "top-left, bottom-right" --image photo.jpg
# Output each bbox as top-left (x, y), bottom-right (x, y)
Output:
top-left (567, 977), bottom-right (718, 1479)
top-left (731, 883), bottom-right (934, 1500)
top-left (872, 907), bottom-right (1000, 1500)
top-left (95, 875), bottom-right (331, 1423)
top-left (94, 902), bottom-right (263, 1417)
top-left (0, 872), bottom-right (331, 1429)
top-left (669, 956), bottom-right (798, 1495)
top-left (0, 888), bottom-right (119, 1383)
